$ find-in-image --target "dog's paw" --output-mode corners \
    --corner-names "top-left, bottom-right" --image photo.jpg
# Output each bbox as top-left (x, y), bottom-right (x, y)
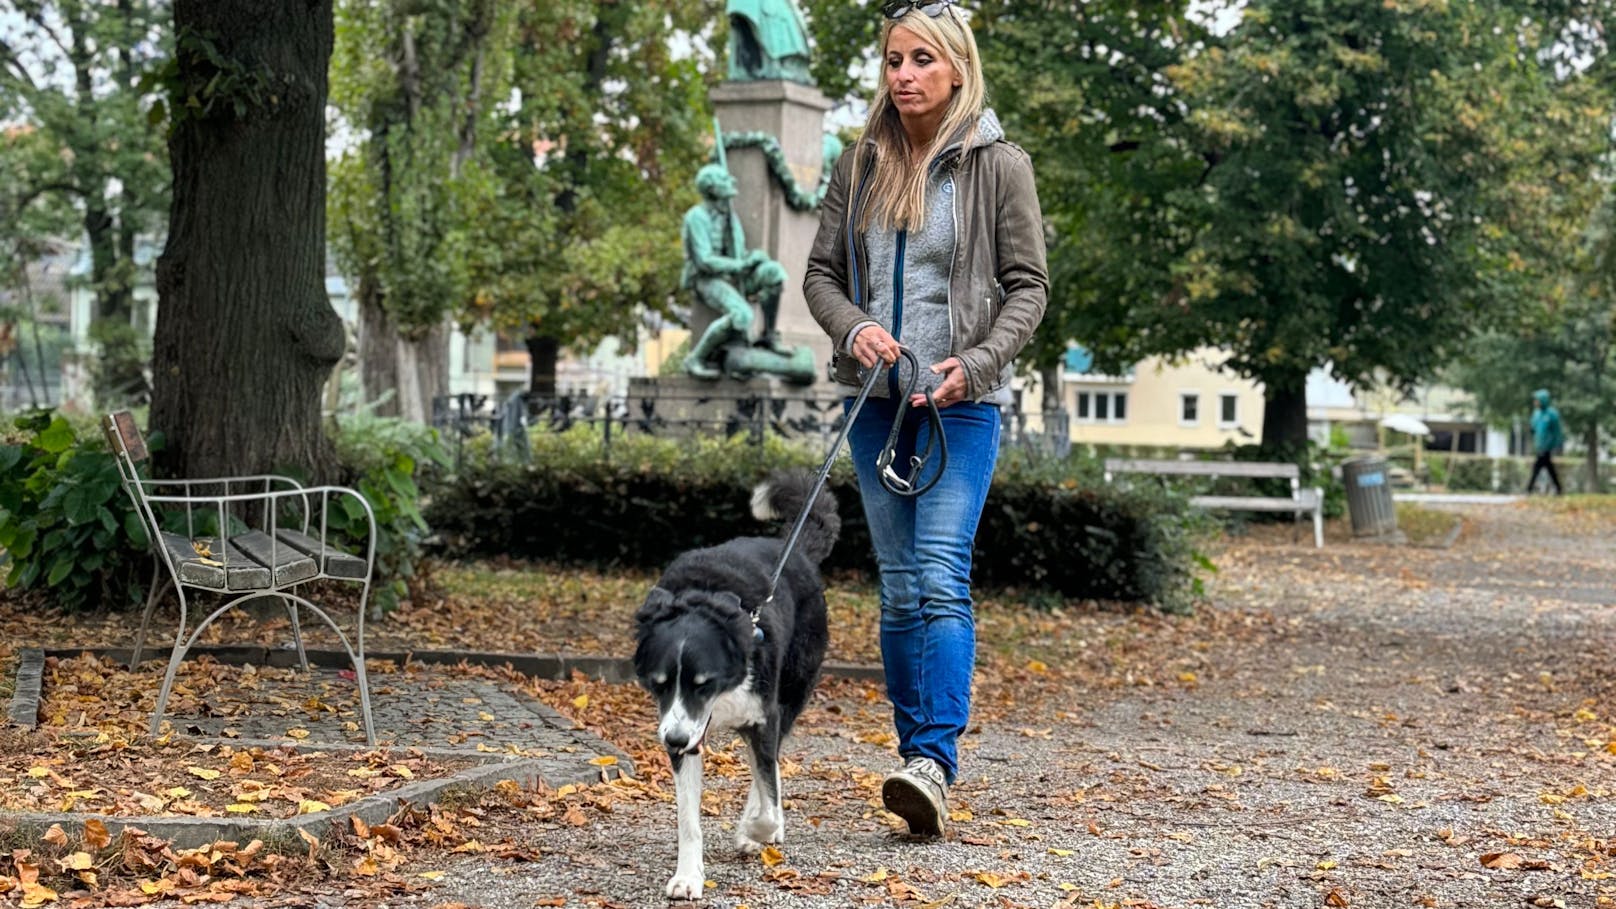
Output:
top-left (735, 818), bottom-right (783, 852)
top-left (665, 871), bottom-right (705, 901)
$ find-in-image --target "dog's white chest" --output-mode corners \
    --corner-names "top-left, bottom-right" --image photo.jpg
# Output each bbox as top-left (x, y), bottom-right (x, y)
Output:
top-left (707, 683), bottom-right (767, 733)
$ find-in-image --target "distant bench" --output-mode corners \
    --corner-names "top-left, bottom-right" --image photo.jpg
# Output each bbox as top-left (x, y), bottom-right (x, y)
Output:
top-left (1103, 458), bottom-right (1325, 548)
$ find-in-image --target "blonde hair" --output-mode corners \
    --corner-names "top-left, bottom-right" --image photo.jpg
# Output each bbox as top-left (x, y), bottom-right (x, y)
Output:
top-left (854, 6), bottom-right (985, 232)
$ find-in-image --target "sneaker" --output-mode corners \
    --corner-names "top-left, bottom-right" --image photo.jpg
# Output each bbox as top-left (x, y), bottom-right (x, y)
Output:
top-left (882, 756), bottom-right (948, 837)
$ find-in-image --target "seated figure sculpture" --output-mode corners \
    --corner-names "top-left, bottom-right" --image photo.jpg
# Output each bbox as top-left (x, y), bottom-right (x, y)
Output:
top-left (727, 0), bottom-right (814, 85)
top-left (681, 163), bottom-right (792, 379)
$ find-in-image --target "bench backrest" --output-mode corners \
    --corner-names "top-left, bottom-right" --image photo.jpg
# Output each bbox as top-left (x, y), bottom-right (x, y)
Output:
top-left (103, 411), bottom-right (149, 466)
top-left (1103, 458), bottom-right (1300, 481)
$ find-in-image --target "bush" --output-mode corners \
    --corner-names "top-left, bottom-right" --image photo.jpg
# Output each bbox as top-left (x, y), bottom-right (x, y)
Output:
top-left (425, 426), bottom-right (1208, 611)
top-left (328, 411), bottom-right (453, 614)
top-left (0, 410), bottom-right (149, 612)
top-left (1448, 457), bottom-right (1493, 491)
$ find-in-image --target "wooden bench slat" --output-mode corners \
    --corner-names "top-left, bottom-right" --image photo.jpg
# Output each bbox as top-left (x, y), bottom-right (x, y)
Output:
top-left (160, 532), bottom-right (270, 591)
top-left (231, 530), bottom-right (320, 586)
top-left (1105, 458), bottom-right (1300, 479)
top-left (1189, 495), bottom-right (1313, 512)
top-left (275, 529), bottom-right (369, 580)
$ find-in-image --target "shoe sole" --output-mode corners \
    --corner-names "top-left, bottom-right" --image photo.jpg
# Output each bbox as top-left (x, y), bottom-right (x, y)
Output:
top-left (882, 776), bottom-right (944, 837)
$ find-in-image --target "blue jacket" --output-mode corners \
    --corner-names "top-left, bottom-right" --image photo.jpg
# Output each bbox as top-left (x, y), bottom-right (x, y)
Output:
top-left (1531, 389), bottom-right (1564, 454)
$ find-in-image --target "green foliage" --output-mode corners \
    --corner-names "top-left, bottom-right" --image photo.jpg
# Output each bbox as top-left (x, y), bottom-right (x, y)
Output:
top-left (1448, 457), bottom-right (1493, 492)
top-left (0, 1), bottom-right (171, 408)
top-left (424, 428), bottom-right (1209, 611)
top-left (0, 410), bottom-right (149, 612)
top-left (328, 411), bottom-right (453, 613)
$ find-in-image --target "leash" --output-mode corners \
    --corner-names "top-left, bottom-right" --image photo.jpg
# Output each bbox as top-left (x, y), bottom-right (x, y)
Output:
top-left (752, 347), bottom-right (949, 641)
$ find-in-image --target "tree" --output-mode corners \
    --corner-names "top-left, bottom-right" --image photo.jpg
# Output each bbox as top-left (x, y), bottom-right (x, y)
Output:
top-left (475, 0), bottom-right (722, 397)
top-left (149, 0), bottom-right (345, 479)
top-left (1455, 191), bottom-right (1616, 489)
top-left (1070, 0), bottom-right (1613, 454)
top-left (0, 0), bottom-right (171, 407)
top-left (328, 0), bottom-right (509, 421)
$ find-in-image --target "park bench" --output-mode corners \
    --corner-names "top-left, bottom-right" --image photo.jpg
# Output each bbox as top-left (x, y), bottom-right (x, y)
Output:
top-left (102, 411), bottom-right (380, 745)
top-left (1103, 457), bottom-right (1325, 548)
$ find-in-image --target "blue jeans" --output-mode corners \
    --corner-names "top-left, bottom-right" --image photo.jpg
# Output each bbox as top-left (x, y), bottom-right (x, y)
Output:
top-left (845, 396), bottom-right (1000, 784)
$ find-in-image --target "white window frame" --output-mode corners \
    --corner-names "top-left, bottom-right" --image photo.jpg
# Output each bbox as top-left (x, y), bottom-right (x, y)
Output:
top-left (1075, 390), bottom-right (1128, 425)
top-left (1179, 391), bottom-right (1200, 427)
top-left (1218, 393), bottom-right (1240, 429)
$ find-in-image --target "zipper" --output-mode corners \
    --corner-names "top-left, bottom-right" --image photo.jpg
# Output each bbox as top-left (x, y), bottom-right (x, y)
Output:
top-left (889, 229), bottom-right (907, 399)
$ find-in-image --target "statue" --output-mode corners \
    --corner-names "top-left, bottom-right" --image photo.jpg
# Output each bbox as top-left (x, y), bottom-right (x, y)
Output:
top-left (680, 160), bottom-right (814, 384)
top-left (727, 0), bottom-right (814, 85)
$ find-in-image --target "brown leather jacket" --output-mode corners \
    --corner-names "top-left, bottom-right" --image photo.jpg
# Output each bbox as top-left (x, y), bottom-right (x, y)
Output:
top-left (803, 125), bottom-right (1049, 402)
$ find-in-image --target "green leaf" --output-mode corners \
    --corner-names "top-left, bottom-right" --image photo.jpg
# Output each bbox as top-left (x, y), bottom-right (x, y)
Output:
top-left (37, 418), bottom-right (75, 454)
top-left (46, 556), bottom-right (74, 587)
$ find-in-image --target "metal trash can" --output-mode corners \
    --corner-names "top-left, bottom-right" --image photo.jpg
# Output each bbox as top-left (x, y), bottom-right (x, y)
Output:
top-left (1342, 457), bottom-right (1398, 537)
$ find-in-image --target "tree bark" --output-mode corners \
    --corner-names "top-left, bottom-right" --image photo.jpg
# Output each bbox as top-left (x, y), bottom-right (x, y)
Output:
top-left (151, 0), bottom-right (343, 480)
top-left (1585, 426), bottom-right (1600, 493)
top-left (526, 334), bottom-right (559, 398)
top-left (357, 275), bottom-right (400, 417)
top-left (1259, 369), bottom-right (1310, 456)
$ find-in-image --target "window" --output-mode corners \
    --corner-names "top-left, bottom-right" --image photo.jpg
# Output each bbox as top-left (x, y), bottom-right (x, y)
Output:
top-left (1219, 393), bottom-right (1239, 427)
top-left (1075, 391), bottom-right (1127, 425)
top-left (1179, 393), bottom-right (1200, 426)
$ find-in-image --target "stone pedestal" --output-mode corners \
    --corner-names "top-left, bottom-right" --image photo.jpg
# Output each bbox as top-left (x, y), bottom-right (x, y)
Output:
top-left (707, 79), bottom-right (836, 384)
top-left (626, 375), bottom-right (845, 443)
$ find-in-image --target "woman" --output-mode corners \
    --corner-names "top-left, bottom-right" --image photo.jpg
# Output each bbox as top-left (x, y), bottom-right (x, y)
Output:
top-left (803, 0), bottom-right (1048, 838)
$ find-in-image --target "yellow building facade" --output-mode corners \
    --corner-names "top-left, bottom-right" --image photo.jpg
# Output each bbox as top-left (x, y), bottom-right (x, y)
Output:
top-left (1062, 348), bottom-right (1266, 450)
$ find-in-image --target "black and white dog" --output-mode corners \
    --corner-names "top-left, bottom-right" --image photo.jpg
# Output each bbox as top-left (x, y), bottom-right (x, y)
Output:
top-left (633, 472), bottom-right (838, 901)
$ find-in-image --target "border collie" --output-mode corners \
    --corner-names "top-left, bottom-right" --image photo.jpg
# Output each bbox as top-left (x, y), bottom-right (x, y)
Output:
top-left (633, 472), bottom-right (838, 901)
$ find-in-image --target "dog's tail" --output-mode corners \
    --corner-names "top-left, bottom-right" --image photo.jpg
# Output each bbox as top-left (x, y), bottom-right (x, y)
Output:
top-left (750, 470), bottom-right (841, 566)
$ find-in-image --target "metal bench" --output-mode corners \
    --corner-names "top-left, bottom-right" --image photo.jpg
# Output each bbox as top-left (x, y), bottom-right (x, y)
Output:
top-left (1103, 457), bottom-right (1325, 548)
top-left (103, 411), bottom-right (380, 744)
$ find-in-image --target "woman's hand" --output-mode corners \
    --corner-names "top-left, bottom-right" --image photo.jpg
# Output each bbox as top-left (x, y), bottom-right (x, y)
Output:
top-left (912, 357), bottom-right (966, 408)
top-left (851, 324), bottom-right (902, 369)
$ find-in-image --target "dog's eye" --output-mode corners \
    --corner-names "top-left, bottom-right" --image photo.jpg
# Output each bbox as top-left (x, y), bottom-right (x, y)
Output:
top-left (691, 674), bottom-right (709, 687)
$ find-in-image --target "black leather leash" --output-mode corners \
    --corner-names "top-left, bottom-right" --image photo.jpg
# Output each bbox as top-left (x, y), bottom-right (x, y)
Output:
top-left (753, 347), bottom-right (948, 641)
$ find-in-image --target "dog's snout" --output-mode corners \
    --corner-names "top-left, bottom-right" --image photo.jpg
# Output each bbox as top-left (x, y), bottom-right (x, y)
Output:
top-left (662, 729), bottom-right (691, 752)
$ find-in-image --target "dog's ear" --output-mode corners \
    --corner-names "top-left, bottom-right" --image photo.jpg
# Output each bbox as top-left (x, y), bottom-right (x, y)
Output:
top-left (709, 590), bottom-right (743, 615)
top-left (634, 586), bottom-right (676, 626)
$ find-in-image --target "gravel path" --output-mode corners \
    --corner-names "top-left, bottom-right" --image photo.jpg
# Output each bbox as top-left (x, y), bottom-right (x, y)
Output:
top-left (381, 503), bottom-right (1616, 909)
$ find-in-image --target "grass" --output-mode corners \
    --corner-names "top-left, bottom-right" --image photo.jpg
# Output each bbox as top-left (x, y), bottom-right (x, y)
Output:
top-left (1395, 503), bottom-right (1463, 546)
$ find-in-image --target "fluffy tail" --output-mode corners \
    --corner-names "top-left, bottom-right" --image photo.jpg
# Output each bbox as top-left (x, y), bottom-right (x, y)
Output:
top-left (751, 470), bottom-right (841, 566)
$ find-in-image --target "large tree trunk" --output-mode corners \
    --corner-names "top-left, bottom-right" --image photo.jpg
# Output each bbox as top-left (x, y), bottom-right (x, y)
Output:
top-left (1259, 369), bottom-right (1309, 457)
top-left (151, 0), bottom-right (343, 480)
top-left (358, 280), bottom-right (450, 423)
top-left (526, 334), bottom-right (559, 398)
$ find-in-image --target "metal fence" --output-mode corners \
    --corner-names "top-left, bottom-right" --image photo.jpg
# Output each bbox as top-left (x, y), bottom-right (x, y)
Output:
top-left (430, 390), bottom-right (1073, 470)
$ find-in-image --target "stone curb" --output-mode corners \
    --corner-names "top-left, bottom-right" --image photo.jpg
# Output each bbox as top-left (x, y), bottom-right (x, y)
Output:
top-left (6, 647), bottom-right (42, 729)
top-left (57, 646), bottom-right (886, 685)
top-left (0, 754), bottom-right (568, 851)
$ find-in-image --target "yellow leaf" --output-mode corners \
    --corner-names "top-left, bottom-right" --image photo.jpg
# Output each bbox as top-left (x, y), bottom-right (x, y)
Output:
top-left (478, 711), bottom-right (495, 722)
top-left (976, 871), bottom-right (1009, 888)
top-left (19, 881), bottom-right (58, 908)
top-left (572, 694), bottom-right (589, 710)
top-left (352, 856), bottom-right (379, 877)
top-left (1025, 660), bottom-right (1048, 674)
top-left (1541, 793), bottom-right (1566, 805)
top-left (1049, 848), bottom-right (1074, 857)
top-left (588, 756), bottom-right (618, 767)
top-left (1000, 818), bottom-right (1031, 827)
top-left (1058, 882), bottom-right (1077, 892)
top-left (298, 800), bottom-right (332, 815)
top-left (1574, 708), bottom-right (1598, 722)
top-left (286, 728), bottom-right (310, 740)
top-left (759, 845), bottom-right (786, 867)
top-left (225, 804), bottom-right (257, 814)
top-left (418, 871), bottom-right (445, 881)
top-left (863, 868), bottom-right (889, 883)
top-left (166, 786), bottom-right (192, 798)
top-left (390, 764), bottom-right (414, 780)
top-left (26, 766), bottom-right (49, 779)
top-left (949, 809), bottom-right (973, 822)
top-left (186, 767), bottom-right (221, 781)
top-left (42, 825), bottom-right (68, 847)
top-left (59, 853), bottom-right (93, 872)
top-left (1316, 860), bottom-right (1338, 871)
top-left (1178, 671), bottom-right (1198, 684)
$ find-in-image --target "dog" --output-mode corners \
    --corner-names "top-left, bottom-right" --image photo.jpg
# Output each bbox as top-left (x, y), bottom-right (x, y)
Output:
top-left (633, 471), bottom-right (838, 901)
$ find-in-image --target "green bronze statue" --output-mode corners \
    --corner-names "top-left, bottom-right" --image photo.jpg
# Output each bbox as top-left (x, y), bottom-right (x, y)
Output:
top-left (680, 163), bottom-right (814, 384)
top-left (728, 0), bottom-right (814, 85)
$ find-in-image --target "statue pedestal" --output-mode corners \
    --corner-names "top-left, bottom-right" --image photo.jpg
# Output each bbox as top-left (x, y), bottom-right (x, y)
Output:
top-left (625, 375), bottom-right (846, 443)
top-left (707, 80), bottom-right (836, 383)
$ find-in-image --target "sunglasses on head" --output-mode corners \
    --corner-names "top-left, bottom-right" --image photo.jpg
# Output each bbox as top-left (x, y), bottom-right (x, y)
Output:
top-left (882, 0), bottom-right (955, 20)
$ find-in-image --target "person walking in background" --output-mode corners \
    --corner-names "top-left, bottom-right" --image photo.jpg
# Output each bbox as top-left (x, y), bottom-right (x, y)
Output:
top-left (1527, 389), bottom-right (1564, 495)
top-left (803, 0), bottom-right (1047, 838)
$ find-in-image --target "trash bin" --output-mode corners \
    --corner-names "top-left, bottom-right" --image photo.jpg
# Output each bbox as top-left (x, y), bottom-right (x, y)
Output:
top-left (1342, 457), bottom-right (1398, 537)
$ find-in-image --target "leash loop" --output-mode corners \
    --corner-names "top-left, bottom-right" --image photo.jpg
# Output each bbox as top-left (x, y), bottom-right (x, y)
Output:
top-left (754, 346), bottom-right (948, 639)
